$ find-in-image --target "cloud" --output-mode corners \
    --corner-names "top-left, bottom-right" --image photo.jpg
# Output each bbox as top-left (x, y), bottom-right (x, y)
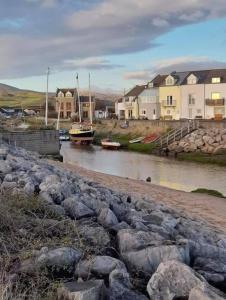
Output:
top-left (0, 0), bottom-right (226, 79)
top-left (63, 57), bottom-right (123, 70)
top-left (124, 56), bottom-right (226, 82)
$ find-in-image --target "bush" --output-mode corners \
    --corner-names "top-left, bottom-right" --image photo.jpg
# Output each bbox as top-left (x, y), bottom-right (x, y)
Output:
top-left (192, 188), bottom-right (226, 198)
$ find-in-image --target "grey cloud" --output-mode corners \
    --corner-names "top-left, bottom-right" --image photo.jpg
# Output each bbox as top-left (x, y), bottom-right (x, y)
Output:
top-left (0, 0), bottom-right (226, 78)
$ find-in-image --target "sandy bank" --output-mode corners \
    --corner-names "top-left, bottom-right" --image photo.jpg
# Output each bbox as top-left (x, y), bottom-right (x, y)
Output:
top-left (51, 160), bottom-right (226, 233)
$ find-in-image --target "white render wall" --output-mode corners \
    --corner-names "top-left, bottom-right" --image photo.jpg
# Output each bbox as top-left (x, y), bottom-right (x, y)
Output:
top-left (205, 83), bottom-right (226, 119)
top-left (180, 84), bottom-right (205, 119)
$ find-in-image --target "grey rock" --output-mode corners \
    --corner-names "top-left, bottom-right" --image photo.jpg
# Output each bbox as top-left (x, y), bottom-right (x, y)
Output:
top-left (147, 260), bottom-right (205, 300)
top-left (111, 221), bottom-right (131, 233)
top-left (0, 161), bottom-right (12, 175)
top-left (36, 247), bottom-right (81, 275)
top-left (189, 283), bottom-right (226, 300)
top-left (117, 229), bottom-right (164, 253)
top-left (75, 256), bottom-right (126, 279)
top-left (57, 280), bottom-right (105, 300)
top-left (109, 269), bottom-right (148, 300)
top-left (123, 245), bottom-right (189, 274)
top-left (97, 208), bottom-right (118, 228)
top-left (63, 197), bottom-right (95, 220)
top-left (79, 225), bottom-right (110, 248)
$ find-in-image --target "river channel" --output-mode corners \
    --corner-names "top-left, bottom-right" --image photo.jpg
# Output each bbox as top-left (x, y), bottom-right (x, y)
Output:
top-left (60, 142), bottom-right (226, 195)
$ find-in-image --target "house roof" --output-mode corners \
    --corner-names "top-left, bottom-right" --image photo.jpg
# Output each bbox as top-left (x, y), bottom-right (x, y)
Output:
top-left (150, 75), bottom-right (167, 87)
top-left (125, 85), bottom-right (147, 97)
top-left (79, 96), bottom-right (95, 103)
top-left (56, 88), bottom-right (77, 97)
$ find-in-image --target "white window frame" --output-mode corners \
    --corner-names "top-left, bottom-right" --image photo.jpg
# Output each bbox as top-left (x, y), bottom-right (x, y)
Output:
top-left (212, 77), bottom-right (221, 84)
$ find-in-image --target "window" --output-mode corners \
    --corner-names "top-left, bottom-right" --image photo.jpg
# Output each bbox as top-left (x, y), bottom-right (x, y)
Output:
top-left (66, 111), bottom-right (71, 118)
top-left (83, 111), bottom-right (88, 118)
top-left (60, 102), bottom-right (64, 109)
top-left (66, 102), bottom-right (72, 110)
top-left (60, 112), bottom-right (64, 118)
top-left (167, 110), bottom-right (171, 115)
top-left (167, 96), bottom-right (173, 105)
top-left (141, 110), bottom-right (146, 115)
top-left (166, 77), bottom-right (174, 86)
top-left (153, 109), bottom-right (156, 115)
top-left (66, 91), bottom-right (72, 97)
top-left (188, 94), bottom-right (195, 105)
top-left (212, 93), bottom-right (221, 100)
top-left (58, 91), bottom-right (64, 97)
top-left (212, 77), bottom-right (221, 84)
top-left (187, 75), bottom-right (197, 85)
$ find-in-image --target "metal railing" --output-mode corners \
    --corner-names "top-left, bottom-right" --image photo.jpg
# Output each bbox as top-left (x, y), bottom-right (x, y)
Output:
top-left (205, 99), bottom-right (225, 106)
top-left (154, 120), bottom-right (199, 149)
top-left (162, 100), bottom-right (177, 107)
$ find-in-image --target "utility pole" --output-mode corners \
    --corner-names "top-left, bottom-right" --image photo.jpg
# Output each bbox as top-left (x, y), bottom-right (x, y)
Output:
top-left (76, 73), bottom-right (82, 123)
top-left (45, 67), bottom-right (50, 126)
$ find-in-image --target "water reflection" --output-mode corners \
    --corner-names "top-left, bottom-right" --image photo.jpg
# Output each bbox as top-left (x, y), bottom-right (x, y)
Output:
top-left (61, 142), bottom-right (226, 194)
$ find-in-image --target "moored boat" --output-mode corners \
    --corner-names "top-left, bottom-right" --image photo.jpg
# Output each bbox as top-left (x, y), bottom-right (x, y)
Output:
top-left (129, 136), bottom-right (144, 144)
top-left (101, 139), bottom-right (121, 150)
top-left (69, 123), bottom-right (95, 144)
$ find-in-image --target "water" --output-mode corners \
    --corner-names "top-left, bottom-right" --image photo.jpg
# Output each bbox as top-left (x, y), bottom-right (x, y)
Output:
top-left (61, 142), bottom-right (226, 195)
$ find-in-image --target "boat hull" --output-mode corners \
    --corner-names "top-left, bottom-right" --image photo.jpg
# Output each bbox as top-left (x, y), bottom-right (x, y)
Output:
top-left (69, 130), bottom-right (95, 144)
top-left (101, 140), bottom-right (121, 150)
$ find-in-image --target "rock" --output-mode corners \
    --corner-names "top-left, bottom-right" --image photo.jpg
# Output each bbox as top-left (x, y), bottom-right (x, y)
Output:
top-left (117, 229), bottom-right (164, 253)
top-left (97, 208), bottom-right (118, 228)
top-left (0, 161), bottom-right (12, 176)
top-left (189, 283), bottom-right (226, 300)
top-left (24, 182), bottom-right (35, 195)
top-left (57, 280), bottom-right (106, 300)
top-left (146, 177), bottom-right (151, 182)
top-left (123, 245), bottom-right (189, 274)
top-left (79, 225), bottom-right (110, 248)
top-left (147, 260), bottom-right (205, 300)
top-left (62, 197), bottom-right (95, 220)
top-left (111, 221), bottom-right (131, 233)
top-left (36, 247), bottom-right (81, 276)
top-left (109, 269), bottom-right (148, 300)
top-left (75, 256), bottom-right (126, 279)
top-left (0, 147), bottom-right (8, 160)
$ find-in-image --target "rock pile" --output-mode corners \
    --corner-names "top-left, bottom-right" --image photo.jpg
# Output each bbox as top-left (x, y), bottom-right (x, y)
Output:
top-left (1, 143), bottom-right (226, 299)
top-left (168, 128), bottom-right (226, 154)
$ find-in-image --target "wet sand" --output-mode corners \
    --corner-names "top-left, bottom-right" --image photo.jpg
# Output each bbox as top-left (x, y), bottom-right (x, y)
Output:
top-left (51, 161), bottom-right (226, 233)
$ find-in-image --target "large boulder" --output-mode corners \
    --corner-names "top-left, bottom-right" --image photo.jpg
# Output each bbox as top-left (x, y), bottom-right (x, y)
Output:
top-left (36, 247), bottom-right (82, 276)
top-left (79, 225), bottom-right (110, 249)
top-left (109, 269), bottom-right (148, 300)
top-left (57, 280), bottom-right (106, 300)
top-left (147, 260), bottom-right (205, 300)
top-left (75, 256), bottom-right (126, 279)
top-left (117, 229), bottom-right (164, 253)
top-left (123, 245), bottom-right (189, 275)
top-left (62, 197), bottom-right (95, 219)
top-left (97, 208), bottom-right (118, 228)
top-left (189, 283), bottom-right (226, 300)
top-left (0, 161), bottom-right (12, 177)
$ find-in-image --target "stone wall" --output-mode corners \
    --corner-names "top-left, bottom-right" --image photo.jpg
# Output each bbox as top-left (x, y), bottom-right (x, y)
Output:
top-left (0, 130), bottom-right (60, 155)
top-left (168, 128), bottom-right (226, 154)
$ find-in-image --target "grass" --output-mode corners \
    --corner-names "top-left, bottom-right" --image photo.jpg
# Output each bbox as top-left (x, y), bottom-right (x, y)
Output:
top-left (0, 192), bottom-right (94, 299)
top-left (177, 150), bottom-right (226, 167)
top-left (192, 188), bottom-right (226, 198)
top-left (94, 132), bottom-right (157, 154)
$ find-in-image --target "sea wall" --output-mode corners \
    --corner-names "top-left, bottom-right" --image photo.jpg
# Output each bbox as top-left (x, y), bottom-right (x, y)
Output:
top-left (0, 143), bottom-right (226, 299)
top-left (0, 129), bottom-right (60, 155)
top-left (168, 128), bottom-right (226, 154)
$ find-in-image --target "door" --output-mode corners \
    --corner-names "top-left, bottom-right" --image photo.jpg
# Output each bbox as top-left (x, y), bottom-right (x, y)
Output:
top-left (214, 107), bottom-right (224, 120)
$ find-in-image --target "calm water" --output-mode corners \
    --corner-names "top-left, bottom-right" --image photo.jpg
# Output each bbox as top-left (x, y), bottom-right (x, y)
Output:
top-left (61, 142), bottom-right (226, 195)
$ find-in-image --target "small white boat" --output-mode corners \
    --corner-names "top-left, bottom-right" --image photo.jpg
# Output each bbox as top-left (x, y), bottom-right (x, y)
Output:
top-left (129, 137), bottom-right (144, 144)
top-left (101, 139), bottom-right (121, 150)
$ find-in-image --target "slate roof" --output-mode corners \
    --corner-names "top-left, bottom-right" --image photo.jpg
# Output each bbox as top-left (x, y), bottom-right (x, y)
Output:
top-left (125, 85), bottom-right (147, 97)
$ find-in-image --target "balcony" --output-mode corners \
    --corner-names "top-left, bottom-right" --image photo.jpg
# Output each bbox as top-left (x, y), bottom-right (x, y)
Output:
top-left (162, 100), bottom-right (176, 107)
top-left (205, 99), bottom-right (225, 106)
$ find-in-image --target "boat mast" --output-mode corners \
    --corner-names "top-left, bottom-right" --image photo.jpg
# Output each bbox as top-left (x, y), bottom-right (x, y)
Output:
top-left (76, 73), bottom-right (82, 123)
top-left (89, 72), bottom-right (93, 127)
top-left (56, 92), bottom-right (61, 130)
top-left (45, 67), bottom-right (50, 126)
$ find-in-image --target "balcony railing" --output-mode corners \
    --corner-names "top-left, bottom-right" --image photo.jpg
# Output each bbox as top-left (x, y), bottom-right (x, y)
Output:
top-left (205, 99), bottom-right (225, 106)
top-left (162, 100), bottom-right (176, 107)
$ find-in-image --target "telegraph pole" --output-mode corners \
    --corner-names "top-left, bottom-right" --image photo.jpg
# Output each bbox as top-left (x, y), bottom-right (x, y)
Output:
top-left (45, 67), bottom-right (50, 126)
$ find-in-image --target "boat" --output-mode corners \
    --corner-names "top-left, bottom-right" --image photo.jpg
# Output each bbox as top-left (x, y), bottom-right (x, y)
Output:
top-left (69, 73), bottom-right (95, 144)
top-left (69, 123), bottom-right (95, 144)
top-left (59, 129), bottom-right (70, 141)
top-left (129, 136), bottom-right (144, 144)
top-left (142, 133), bottom-right (159, 144)
top-left (101, 138), bottom-right (121, 150)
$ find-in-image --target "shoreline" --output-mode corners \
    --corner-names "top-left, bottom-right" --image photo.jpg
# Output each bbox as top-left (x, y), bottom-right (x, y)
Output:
top-left (50, 160), bottom-right (226, 233)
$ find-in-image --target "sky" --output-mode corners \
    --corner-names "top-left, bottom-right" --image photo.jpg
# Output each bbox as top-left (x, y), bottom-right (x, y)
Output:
top-left (0, 0), bottom-right (226, 93)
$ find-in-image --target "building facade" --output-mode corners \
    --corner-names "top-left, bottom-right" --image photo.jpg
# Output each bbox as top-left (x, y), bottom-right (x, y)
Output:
top-left (55, 88), bottom-right (95, 120)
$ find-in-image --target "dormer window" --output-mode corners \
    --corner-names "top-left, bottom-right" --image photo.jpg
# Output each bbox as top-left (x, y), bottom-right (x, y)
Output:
top-left (58, 91), bottom-right (64, 97)
top-left (187, 74), bottom-right (197, 85)
top-left (66, 91), bottom-right (72, 97)
top-left (166, 76), bottom-right (174, 86)
top-left (212, 77), bottom-right (221, 83)
top-left (148, 82), bottom-right (154, 88)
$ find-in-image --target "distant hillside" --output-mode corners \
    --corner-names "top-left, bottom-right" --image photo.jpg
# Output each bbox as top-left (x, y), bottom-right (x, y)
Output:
top-left (0, 83), bottom-right (121, 109)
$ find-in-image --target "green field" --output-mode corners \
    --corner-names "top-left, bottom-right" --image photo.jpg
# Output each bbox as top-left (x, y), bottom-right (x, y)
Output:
top-left (0, 91), bottom-right (55, 108)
